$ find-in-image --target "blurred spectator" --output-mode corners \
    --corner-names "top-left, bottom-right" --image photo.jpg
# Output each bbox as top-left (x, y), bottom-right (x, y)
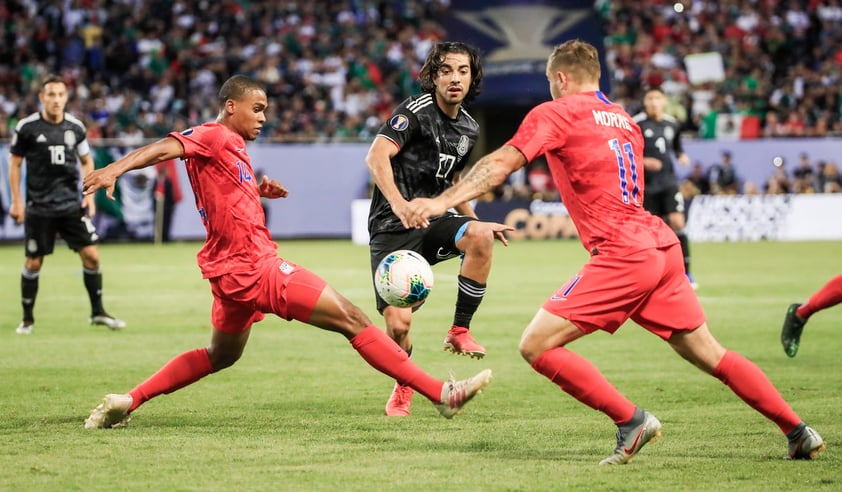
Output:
top-left (818, 162), bottom-right (842, 193)
top-left (708, 151), bottom-right (740, 195)
top-left (686, 161), bottom-right (711, 195)
top-left (154, 160), bottom-right (183, 243)
top-left (792, 153), bottom-right (817, 193)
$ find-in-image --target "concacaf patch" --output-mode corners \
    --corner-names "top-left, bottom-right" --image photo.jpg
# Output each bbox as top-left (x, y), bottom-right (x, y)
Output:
top-left (181, 128), bottom-right (194, 136)
top-left (64, 130), bottom-right (76, 147)
top-left (456, 135), bottom-right (470, 157)
top-left (389, 114), bottom-right (409, 131)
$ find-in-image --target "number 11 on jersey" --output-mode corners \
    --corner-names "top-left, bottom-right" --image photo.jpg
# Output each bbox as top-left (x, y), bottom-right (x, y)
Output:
top-left (609, 138), bottom-right (640, 206)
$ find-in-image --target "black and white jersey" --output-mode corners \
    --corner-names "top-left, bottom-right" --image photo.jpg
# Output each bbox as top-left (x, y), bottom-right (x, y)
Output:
top-left (633, 112), bottom-right (684, 193)
top-left (10, 112), bottom-right (90, 215)
top-left (368, 93), bottom-right (479, 236)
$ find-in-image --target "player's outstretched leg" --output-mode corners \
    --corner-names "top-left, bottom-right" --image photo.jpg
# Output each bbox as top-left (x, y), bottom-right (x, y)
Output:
top-left (433, 369), bottom-right (492, 419)
top-left (599, 407), bottom-right (662, 465)
top-left (84, 394), bottom-right (133, 429)
top-left (787, 423), bottom-right (826, 460)
top-left (780, 303), bottom-right (806, 358)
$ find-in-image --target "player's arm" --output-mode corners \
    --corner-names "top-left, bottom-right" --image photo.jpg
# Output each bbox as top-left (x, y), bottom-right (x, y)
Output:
top-left (673, 123), bottom-right (690, 166)
top-left (406, 145), bottom-right (527, 228)
top-left (365, 135), bottom-right (414, 226)
top-left (83, 136), bottom-right (184, 200)
top-left (77, 151), bottom-right (98, 217)
top-left (8, 153), bottom-right (25, 224)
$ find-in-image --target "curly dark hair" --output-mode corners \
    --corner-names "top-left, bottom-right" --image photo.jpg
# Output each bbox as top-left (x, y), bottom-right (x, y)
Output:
top-left (419, 42), bottom-right (483, 104)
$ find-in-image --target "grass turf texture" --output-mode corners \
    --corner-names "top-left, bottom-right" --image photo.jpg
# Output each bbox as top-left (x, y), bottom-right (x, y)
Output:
top-left (0, 239), bottom-right (839, 491)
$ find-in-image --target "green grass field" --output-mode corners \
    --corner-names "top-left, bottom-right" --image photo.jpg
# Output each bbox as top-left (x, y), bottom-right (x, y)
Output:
top-left (0, 239), bottom-right (839, 491)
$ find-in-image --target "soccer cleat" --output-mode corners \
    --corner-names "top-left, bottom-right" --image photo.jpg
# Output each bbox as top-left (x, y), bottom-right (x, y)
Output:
top-left (15, 322), bottom-right (33, 335)
top-left (84, 393), bottom-right (133, 429)
top-left (443, 326), bottom-right (486, 359)
top-left (599, 409), bottom-right (662, 465)
top-left (787, 423), bottom-right (826, 460)
top-left (780, 303), bottom-right (805, 358)
top-left (90, 313), bottom-right (127, 330)
top-left (686, 273), bottom-right (698, 290)
top-left (434, 368), bottom-right (492, 419)
top-left (385, 382), bottom-right (414, 416)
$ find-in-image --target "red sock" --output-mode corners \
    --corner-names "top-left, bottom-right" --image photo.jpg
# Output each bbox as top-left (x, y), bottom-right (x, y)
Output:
top-left (797, 274), bottom-right (842, 320)
top-left (532, 347), bottom-right (636, 424)
top-left (712, 350), bottom-right (801, 434)
top-left (350, 325), bottom-right (443, 402)
top-left (128, 348), bottom-right (214, 412)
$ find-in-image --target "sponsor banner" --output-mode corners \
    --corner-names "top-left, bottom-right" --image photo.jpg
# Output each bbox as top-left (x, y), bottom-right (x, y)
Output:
top-left (351, 198), bottom-right (579, 245)
top-left (474, 198), bottom-right (579, 240)
top-left (445, 0), bottom-right (608, 106)
top-left (687, 194), bottom-right (842, 242)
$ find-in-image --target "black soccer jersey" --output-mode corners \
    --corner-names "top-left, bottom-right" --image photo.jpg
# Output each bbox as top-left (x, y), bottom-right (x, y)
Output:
top-left (368, 93), bottom-right (479, 236)
top-left (632, 112), bottom-right (684, 193)
top-left (10, 112), bottom-right (90, 215)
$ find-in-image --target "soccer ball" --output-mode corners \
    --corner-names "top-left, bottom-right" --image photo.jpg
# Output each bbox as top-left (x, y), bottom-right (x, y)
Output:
top-left (375, 250), bottom-right (434, 308)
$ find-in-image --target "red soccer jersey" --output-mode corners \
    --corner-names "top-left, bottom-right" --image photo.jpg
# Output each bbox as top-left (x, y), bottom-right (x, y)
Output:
top-left (169, 123), bottom-right (277, 278)
top-left (506, 91), bottom-right (678, 256)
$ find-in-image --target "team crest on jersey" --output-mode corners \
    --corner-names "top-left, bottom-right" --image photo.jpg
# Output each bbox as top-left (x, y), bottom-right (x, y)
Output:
top-left (664, 126), bottom-right (674, 140)
top-left (456, 135), bottom-right (470, 157)
top-left (64, 130), bottom-right (76, 147)
top-left (181, 128), bottom-right (194, 136)
top-left (389, 114), bottom-right (409, 131)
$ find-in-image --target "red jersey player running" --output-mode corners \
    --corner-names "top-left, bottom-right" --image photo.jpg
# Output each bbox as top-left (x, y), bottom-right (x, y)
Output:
top-left (81, 75), bottom-right (491, 429)
top-left (405, 40), bottom-right (824, 464)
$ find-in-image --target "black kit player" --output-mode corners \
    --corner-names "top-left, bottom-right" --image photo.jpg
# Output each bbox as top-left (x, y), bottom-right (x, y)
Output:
top-left (633, 87), bottom-right (696, 288)
top-left (8, 75), bottom-right (125, 335)
top-left (365, 42), bottom-right (512, 416)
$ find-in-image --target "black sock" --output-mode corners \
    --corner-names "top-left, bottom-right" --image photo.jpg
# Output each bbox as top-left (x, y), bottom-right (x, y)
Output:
top-left (453, 275), bottom-right (486, 329)
top-left (84, 268), bottom-right (104, 315)
top-left (21, 269), bottom-right (39, 322)
top-left (676, 231), bottom-right (691, 273)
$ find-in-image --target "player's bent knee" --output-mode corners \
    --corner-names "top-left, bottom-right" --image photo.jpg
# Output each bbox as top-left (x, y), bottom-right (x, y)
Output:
top-left (206, 348), bottom-right (243, 371)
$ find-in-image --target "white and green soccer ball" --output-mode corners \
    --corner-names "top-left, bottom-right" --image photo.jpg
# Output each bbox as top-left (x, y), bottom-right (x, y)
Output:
top-left (375, 250), bottom-right (434, 308)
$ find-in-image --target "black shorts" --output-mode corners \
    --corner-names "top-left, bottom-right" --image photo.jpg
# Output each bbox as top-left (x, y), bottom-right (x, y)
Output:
top-left (24, 210), bottom-right (99, 257)
top-left (369, 213), bottom-right (476, 312)
top-left (643, 185), bottom-right (684, 218)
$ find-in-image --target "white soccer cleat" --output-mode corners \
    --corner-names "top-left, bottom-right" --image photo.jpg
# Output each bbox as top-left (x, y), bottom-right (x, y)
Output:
top-left (15, 322), bottom-right (33, 335)
top-left (434, 369), bottom-right (492, 419)
top-left (90, 313), bottom-right (127, 330)
top-left (84, 394), bottom-right (133, 429)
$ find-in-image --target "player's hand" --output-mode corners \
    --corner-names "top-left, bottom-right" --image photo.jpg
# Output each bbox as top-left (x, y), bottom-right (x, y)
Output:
top-left (389, 198), bottom-right (416, 229)
top-left (258, 175), bottom-right (288, 199)
top-left (487, 222), bottom-right (514, 247)
top-left (83, 167), bottom-right (119, 200)
top-left (9, 201), bottom-right (24, 225)
top-left (404, 198), bottom-right (448, 229)
top-left (677, 153), bottom-right (690, 166)
top-left (82, 193), bottom-right (96, 218)
top-left (643, 157), bottom-right (662, 171)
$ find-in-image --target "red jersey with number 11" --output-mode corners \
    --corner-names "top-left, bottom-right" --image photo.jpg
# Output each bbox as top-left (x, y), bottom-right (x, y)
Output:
top-left (169, 123), bottom-right (277, 278)
top-left (506, 91), bottom-right (677, 256)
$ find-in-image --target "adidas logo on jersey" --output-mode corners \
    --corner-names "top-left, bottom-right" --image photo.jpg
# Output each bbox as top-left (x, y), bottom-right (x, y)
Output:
top-left (36, 134), bottom-right (47, 143)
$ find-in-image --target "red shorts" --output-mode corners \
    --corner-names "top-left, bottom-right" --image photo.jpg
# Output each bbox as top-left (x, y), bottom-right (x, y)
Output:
top-left (541, 243), bottom-right (705, 340)
top-left (209, 257), bottom-right (327, 333)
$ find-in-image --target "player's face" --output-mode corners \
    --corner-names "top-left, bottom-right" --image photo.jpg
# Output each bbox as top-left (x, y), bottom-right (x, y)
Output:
top-left (433, 53), bottom-right (472, 107)
top-left (39, 82), bottom-right (68, 121)
top-left (644, 91), bottom-right (666, 117)
top-left (230, 88), bottom-right (268, 141)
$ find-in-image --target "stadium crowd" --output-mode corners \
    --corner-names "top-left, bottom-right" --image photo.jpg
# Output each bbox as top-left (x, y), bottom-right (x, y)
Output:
top-left (1, 0), bottom-right (841, 196)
